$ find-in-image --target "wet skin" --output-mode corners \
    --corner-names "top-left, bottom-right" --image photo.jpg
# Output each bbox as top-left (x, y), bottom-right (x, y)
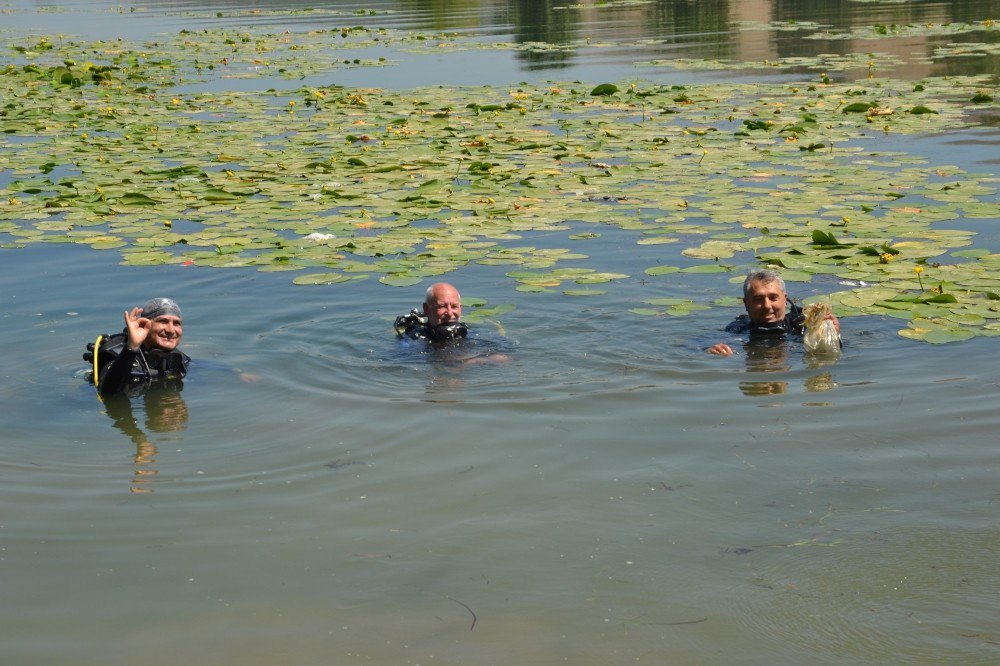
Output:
top-left (423, 284), bottom-right (462, 327)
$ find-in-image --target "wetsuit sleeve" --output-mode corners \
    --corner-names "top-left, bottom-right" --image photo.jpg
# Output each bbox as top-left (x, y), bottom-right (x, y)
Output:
top-left (98, 346), bottom-right (138, 396)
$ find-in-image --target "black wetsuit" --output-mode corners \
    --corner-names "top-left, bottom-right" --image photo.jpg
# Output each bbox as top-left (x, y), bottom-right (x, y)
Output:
top-left (724, 303), bottom-right (804, 337)
top-left (89, 332), bottom-right (190, 396)
top-left (394, 311), bottom-right (468, 342)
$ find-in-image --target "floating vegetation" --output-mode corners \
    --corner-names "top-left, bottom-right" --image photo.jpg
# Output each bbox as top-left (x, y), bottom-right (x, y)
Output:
top-left (806, 20), bottom-right (998, 41)
top-left (930, 41), bottom-right (1000, 60)
top-left (636, 52), bottom-right (906, 72)
top-left (1, 23), bottom-right (998, 343)
top-left (735, 20), bottom-right (832, 33)
top-left (630, 298), bottom-right (712, 317)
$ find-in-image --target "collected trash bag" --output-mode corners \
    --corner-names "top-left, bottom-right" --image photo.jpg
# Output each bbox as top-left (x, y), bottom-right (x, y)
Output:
top-left (802, 302), bottom-right (841, 354)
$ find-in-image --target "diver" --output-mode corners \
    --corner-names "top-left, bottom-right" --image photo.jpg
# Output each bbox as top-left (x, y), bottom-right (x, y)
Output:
top-left (393, 282), bottom-right (510, 365)
top-left (707, 269), bottom-right (840, 356)
top-left (394, 282), bottom-right (469, 342)
top-left (83, 297), bottom-right (190, 396)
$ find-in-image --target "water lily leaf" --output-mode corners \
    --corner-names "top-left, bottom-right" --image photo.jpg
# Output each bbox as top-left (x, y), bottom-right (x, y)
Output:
top-left (90, 240), bottom-right (128, 250)
top-left (574, 272), bottom-right (629, 284)
top-left (951, 248), bottom-right (990, 259)
top-left (293, 272), bottom-right (357, 285)
top-left (115, 193), bottom-right (160, 206)
top-left (378, 275), bottom-right (423, 287)
top-left (679, 264), bottom-right (729, 274)
top-left (842, 102), bottom-right (875, 113)
top-left (811, 230), bottom-right (848, 246)
top-left (644, 265), bottom-right (680, 275)
top-left (923, 327), bottom-right (976, 343)
top-left (590, 84), bottom-right (619, 96)
top-left (921, 293), bottom-right (958, 304)
top-left (200, 187), bottom-right (255, 202)
top-left (120, 250), bottom-right (175, 266)
top-left (644, 298), bottom-right (691, 306)
top-left (414, 178), bottom-right (445, 193)
top-left (463, 304), bottom-right (514, 321)
top-left (563, 289), bottom-right (606, 296)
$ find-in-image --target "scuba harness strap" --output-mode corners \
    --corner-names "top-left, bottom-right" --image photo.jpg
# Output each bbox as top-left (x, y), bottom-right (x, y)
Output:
top-left (91, 335), bottom-right (104, 388)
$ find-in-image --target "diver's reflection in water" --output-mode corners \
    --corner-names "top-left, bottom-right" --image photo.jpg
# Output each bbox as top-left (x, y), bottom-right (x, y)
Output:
top-left (738, 338), bottom-right (790, 396)
top-left (417, 336), bottom-right (510, 400)
top-left (422, 342), bottom-right (472, 399)
top-left (102, 386), bottom-right (188, 493)
top-left (736, 338), bottom-right (838, 397)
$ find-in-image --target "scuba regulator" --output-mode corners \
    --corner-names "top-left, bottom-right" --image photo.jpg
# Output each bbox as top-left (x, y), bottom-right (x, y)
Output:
top-left (394, 309), bottom-right (468, 342)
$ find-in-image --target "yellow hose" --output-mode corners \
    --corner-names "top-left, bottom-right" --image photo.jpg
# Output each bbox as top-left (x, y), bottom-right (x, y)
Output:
top-left (92, 335), bottom-right (104, 388)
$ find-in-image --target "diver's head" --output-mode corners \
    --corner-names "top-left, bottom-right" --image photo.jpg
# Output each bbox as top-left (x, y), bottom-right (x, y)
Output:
top-left (423, 283), bottom-right (462, 328)
top-left (141, 297), bottom-right (183, 351)
top-left (742, 270), bottom-right (787, 326)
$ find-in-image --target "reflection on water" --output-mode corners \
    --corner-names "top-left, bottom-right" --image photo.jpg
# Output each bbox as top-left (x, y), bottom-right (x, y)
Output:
top-left (3, 231), bottom-right (999, 666)
top-left (736, 338), bottom-right (843, 396)
top-left (4, 0), bottom-right (997, 81)
top-left (381, 329), bottom-right (514, 399)
top-left (103, 386), bottom-right (188, 493)
top-left (803, 371), bottom-right (837, 393)
top-left (739, 337), bottom-right (791, 395)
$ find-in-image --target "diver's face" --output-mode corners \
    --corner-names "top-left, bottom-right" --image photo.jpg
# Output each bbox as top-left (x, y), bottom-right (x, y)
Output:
top-left (743, 280), bottom-right (787, 325)
top-left (423, 287), bottom-right (462, 327)
top-left (146, 315), bottom-right (183, 351)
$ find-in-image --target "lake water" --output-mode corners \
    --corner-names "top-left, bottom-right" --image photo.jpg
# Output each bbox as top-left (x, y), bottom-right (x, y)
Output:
top-left (2, 1), bottom-right (999, 664)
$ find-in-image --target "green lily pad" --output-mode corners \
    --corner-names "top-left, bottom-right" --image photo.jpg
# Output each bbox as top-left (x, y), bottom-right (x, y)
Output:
top-left (378, 275), bottom-right (424, 287)
top-left (590, 83), bottom-right (619, 96)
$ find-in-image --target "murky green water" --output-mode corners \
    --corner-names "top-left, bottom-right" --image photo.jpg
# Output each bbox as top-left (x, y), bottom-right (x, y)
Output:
top-left (2, 1), bottom-right (999, 664)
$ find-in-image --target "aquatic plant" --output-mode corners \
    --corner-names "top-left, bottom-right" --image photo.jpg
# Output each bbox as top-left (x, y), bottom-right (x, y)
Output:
top-left (1, 22), bottom-right (997, 342)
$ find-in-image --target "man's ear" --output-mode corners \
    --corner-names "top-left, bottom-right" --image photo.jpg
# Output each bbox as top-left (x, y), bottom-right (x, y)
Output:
top-left (422, 302), bottom-right (430, 316)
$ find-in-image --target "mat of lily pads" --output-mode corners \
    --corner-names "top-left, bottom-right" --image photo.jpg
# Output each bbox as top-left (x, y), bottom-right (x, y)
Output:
top-left (1, 22), bottom-right (998, 342)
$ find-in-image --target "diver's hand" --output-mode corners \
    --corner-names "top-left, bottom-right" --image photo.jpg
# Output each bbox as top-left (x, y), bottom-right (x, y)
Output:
top-left (707, 343), bottom-right (734, 356)
top-left (124, 306), bottom-right (151, 351)
top-left (825, 313), bottom-right (841, 332)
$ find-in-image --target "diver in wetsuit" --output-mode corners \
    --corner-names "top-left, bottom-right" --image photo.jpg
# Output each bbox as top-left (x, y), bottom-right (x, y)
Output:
top-left (394, 282), bottom-right (469, 342)
top-left (707, 269), bottom-right (840, 356)
top-left (84, 297), bottom-right (190, 396)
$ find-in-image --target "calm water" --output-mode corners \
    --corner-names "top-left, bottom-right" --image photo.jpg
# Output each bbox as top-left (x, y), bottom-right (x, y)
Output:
top-left (2, 1), bottom-right (999, 664)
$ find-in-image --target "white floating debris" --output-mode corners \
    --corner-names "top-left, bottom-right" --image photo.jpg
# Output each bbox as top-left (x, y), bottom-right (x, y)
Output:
top-left (303, 233), bottom-right (336, 241)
